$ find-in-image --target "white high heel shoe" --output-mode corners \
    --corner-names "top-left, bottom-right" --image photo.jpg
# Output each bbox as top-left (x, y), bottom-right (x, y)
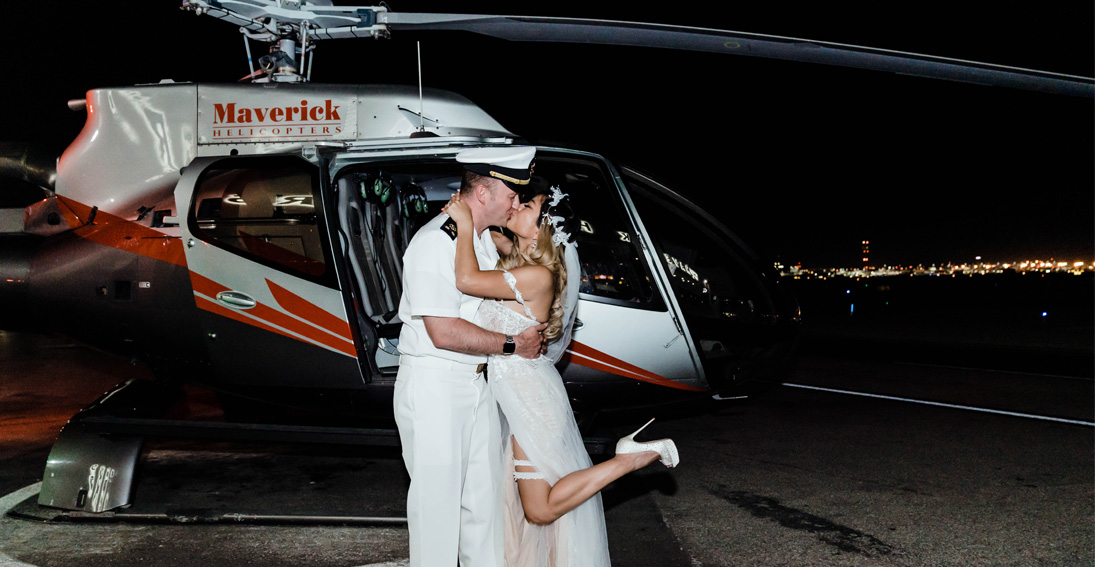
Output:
top-left (615, 418), bottom-right (679, 468)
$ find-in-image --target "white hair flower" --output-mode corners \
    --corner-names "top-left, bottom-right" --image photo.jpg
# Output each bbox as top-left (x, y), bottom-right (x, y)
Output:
top-left (541, 185), bottom-right (574, 247)
top-left (547, 185), bottom-right (568, 207)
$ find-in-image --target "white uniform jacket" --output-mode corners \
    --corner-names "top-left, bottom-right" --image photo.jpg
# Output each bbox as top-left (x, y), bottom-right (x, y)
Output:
top-left (396, 213), bottom-right (500, 362)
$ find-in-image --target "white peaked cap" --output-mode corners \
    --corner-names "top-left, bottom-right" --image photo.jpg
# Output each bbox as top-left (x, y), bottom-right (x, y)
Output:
top-left (456, 146), bottom-right (536, 189)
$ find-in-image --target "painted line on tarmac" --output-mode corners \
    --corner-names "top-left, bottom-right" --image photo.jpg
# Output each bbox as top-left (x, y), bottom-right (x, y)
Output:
top-left (895, 361), bottom-right (1092, 381)
top-left (782, 383), bottom-right (1095, 427)
top-left (0, 483), bottom-right (42, 567)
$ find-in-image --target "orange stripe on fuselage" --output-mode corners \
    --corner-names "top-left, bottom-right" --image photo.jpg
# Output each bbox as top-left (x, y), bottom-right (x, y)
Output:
top-left (189, 271), bottom-right (229, 298)
top-left (266, 279), bottom-right (353, 341)
top-left (58, 196), bottom-right (186, 267)
top-left (563, 341), bottom-right (709, 392)
top-left (246, 299), bottom-right (357, 357)
top-left (189, 271), bottom-right (356, 358)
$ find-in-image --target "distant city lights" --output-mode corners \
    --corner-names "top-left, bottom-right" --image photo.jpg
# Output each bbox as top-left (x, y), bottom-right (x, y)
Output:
top-left (776, 258), bottom-right (1095, 279)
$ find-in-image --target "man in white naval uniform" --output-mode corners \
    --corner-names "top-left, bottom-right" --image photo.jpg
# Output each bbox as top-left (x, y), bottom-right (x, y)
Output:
top-left (394, 146), bottom-right (546, 567)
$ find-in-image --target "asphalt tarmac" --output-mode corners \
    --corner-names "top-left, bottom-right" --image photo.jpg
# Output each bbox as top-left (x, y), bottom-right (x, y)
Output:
top-left (1, 330), bottom-right (1092, 566)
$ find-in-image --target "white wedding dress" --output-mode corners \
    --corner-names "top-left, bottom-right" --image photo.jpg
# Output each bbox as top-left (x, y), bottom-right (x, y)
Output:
top-left (475, 271), bottom-right (611, 567)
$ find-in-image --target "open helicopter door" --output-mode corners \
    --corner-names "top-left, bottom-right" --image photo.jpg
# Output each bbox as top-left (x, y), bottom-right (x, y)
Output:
top-left (617, 167), bottom-right (801, 397)
top-left (529, 153), bottom-right (709, 400)
top-left (175, 154), bottom-right (371, 395)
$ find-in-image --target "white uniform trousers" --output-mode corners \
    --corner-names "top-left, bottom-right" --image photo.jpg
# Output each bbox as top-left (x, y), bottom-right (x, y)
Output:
top-left (394, 355), bottom-right (504, 567)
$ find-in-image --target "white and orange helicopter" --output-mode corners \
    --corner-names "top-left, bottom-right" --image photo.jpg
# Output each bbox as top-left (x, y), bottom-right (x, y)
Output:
top-left (0, 1), bottom-right (1090, 514)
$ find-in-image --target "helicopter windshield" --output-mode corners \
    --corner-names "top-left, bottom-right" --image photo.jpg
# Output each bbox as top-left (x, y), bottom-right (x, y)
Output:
top-left (625, 175), bottom-right (770, 322)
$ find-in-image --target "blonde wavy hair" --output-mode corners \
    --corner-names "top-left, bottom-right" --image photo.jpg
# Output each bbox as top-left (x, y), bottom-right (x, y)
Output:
top-left (496, 221), bottom-right (568, 341)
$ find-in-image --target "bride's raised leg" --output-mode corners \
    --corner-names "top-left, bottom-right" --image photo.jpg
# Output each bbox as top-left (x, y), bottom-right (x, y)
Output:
top-left (511, 437), bottom-right (659, 526)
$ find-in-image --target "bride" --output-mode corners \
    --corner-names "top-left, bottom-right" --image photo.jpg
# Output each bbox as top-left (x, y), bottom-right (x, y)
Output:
top-left (443, 183), bottom-right (679, 566)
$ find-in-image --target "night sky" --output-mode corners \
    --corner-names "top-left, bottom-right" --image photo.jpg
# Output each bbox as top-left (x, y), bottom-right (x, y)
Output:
top-left (3, 1), bottom-right (1092, 268)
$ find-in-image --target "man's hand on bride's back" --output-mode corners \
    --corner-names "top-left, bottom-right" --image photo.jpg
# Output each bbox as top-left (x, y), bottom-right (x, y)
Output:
top-left (514, 323), bottom-right (549, 359)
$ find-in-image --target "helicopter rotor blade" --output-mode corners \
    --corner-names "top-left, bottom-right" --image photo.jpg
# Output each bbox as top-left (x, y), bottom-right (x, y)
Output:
top-left (181, 2), bottom-right (1092, 97)
top-left (378, 13), bottom-right (1094, 98)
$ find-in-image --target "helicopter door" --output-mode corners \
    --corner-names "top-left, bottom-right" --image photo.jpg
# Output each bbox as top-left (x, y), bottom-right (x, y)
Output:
top-left (175, 155), bottom-right (367, 389)
top-left (621, 167), bottom-right (796, 393)
top-left (533, 154), bottom-right (708, 392)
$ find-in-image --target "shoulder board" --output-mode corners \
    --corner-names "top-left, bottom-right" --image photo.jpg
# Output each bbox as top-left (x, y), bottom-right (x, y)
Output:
top-left (440, 217), bottom-right (458, 240)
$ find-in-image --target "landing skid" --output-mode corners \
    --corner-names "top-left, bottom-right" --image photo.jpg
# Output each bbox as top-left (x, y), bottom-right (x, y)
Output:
top-left (39, 378), bottom-right (614, 515)
top-left (38, 379), bottom-right (401, 514)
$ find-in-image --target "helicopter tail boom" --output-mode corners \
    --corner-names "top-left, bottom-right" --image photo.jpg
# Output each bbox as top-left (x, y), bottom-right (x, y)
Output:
top-left (0, 142), bottom-right (56, 193)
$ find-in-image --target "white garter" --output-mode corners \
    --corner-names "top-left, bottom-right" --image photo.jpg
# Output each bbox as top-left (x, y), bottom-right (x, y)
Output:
top-left (514, 459), bottom-right (545, 481)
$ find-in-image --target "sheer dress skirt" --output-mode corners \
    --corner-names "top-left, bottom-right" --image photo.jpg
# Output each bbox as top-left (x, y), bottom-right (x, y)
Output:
top-left (474, 273), bottom-right (610, 566)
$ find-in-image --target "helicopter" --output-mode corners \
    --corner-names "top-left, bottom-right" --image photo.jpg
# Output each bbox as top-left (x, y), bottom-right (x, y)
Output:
top-left (1, 1), bottom-right (1091, 514)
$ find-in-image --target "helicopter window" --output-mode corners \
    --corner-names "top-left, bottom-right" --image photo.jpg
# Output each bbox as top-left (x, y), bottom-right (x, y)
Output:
top-left (622, 171), bottom-right (768, 322)
top-left (533, 155), bottom-right (660, 309)
top-left (190, 157), bottom-right (331, 283)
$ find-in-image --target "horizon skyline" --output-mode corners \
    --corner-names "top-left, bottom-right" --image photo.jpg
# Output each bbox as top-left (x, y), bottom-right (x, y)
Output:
top-left (780, 258), bottom-right (1094, 276)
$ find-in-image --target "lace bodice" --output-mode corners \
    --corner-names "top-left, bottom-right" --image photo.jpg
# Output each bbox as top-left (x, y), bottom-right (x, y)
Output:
top-left (473, 270), bottom-right (541, 338)
top-left (475, 299), bottom-right (539, 337)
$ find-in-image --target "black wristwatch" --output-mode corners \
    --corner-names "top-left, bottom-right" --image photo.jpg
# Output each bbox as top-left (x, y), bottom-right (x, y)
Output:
top-left (502, 334), bottom-right (515, 355)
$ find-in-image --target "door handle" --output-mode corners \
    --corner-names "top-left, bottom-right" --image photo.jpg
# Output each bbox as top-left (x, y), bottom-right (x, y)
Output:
top-left (572, 318), bottom-right (584, 330)
top-left (215, 290), bottom-right (257, 310)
